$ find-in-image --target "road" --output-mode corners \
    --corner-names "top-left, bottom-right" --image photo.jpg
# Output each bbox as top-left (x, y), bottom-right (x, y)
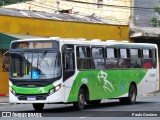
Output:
top-left (0, 96), bottom-right (160, 119)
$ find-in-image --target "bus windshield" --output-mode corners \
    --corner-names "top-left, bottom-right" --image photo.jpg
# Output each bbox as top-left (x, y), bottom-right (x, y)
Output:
top-left (10, 52), bottom-right (61, 79)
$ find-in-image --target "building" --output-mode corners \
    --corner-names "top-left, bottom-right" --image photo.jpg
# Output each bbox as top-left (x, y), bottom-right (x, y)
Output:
top-left (3, 0), bottom-right (131, 25)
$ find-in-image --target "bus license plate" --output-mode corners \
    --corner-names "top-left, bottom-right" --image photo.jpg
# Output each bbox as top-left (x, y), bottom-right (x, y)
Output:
top-left (27, 96), bottom-right (36, 101)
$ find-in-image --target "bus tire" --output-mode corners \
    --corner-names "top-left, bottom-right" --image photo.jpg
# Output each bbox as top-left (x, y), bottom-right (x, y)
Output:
top-left (32, 103), bottom-right (44, 111)
top-left (86, 100), bottom-right (101, 105)
top-left (119, 84), bottom-right (137, 104)
top-left (73, 89), bottom-right (85, 110)
top-left (128, 84), bottom-right (137, 104)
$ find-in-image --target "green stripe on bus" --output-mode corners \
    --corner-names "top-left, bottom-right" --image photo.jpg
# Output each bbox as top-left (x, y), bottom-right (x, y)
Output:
top-left (12, 84), bottom-right (54, 94)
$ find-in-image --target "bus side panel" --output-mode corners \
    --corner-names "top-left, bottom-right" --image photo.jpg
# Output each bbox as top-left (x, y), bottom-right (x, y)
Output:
top-left (66, 69), bottom-right (151, 102)
top-left (137, 69), bottom-right (158, 95)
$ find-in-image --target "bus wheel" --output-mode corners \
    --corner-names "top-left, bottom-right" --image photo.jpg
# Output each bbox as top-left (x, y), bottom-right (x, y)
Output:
top-left (119, 84), bottom-right (137, 104)
top-left (86, 100), bottom-right (101, 105)
top-left (73, 89), bottom-right (85, 110)
top-left (33, 103), bottom-right (44, 111)
top-left (128, 84), bottom-right (137, 104)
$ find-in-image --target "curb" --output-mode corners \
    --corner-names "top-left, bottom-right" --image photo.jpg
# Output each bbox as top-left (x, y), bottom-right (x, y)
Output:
top-left (0, 94), bottom-right (7, 96)
top-left (0, 94), bottom-right (8, 96)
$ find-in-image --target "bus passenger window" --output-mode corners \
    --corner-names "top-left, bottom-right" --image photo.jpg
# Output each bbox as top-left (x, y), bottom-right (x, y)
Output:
top-left (130, 49), bottom-right (141, 68)
top-left (106, 48), bottom-right (118, 69)
top-left (119, 49), bottom-right (130, 69)
top-left (76, 46), bottom-right (91, 70)
top-left (142, 49), bottom-right (152, 68)
top-left (92, 47), bottom-right (105, 70)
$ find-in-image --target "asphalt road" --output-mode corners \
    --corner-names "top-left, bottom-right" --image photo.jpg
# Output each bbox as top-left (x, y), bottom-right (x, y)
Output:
top-left (0, 96), bottom-right (160, 120)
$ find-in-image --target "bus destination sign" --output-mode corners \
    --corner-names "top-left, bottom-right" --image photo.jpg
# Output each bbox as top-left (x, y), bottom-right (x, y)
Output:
top-left (11, 41), bottom-right (58, 49)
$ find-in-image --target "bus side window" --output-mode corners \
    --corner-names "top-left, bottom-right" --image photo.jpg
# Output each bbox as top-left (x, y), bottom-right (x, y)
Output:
top-left (76, 46), bottom-right (91, 70)
top-left (119, 48), bottom-right (130, 69)
top-left (152, 49), bottom-right (157, 69)
top-left (142, 49), bottom-right (152, 68)
top-left (92, 47), bottom-right (105, 70)
top-left (130, 49), bottom-right (141, 68)
top-left (106, 48), bottom-right (118, 69)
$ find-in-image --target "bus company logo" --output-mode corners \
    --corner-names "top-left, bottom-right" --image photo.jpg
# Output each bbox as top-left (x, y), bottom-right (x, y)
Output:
top-left (2, 112), bottom-right (12, 117)
top-left (149, 73), bottom-right (155, 77)
top-left (97, 70), bottom-right (114, 92)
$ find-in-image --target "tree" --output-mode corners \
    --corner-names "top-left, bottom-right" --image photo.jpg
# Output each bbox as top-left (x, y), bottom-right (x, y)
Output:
top-left (151, 1), bottom-right (160, 27)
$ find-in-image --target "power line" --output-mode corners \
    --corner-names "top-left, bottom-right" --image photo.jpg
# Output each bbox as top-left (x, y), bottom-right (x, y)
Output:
top-left (15, 1), bottom-right (158, 25)
top-left (31, 1), bottom-right (130, 13)
top-left (60, 0), bottom-right (155, 10)
top-left (41, 0), bottom-right (155, 13)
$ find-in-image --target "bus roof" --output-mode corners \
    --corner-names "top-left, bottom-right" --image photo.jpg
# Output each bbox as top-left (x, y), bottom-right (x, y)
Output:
top-left (11, 37), bottom-right (157, 49)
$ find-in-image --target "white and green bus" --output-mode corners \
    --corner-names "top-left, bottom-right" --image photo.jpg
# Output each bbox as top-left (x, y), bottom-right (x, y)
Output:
top-left (7, 37), bottom-right (159, 110)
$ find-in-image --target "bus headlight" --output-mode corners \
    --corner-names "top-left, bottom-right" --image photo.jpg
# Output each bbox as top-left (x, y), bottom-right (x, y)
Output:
top-left (55, 85), bottom-right (61, 91)
top-left (49, 84), bottom-right (61, 95)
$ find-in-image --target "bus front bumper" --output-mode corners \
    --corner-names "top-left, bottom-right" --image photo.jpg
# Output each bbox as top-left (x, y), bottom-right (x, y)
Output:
top-left (9, 90), bottom-right (64, 104)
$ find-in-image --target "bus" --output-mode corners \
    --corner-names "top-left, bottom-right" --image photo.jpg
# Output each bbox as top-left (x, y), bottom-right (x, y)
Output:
top-left (5, 37), bottom-right (159, 111)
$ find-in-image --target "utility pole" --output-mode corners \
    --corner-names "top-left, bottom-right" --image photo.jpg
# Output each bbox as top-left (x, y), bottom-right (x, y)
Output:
top-left (56, 0), bottom-right (60, 11)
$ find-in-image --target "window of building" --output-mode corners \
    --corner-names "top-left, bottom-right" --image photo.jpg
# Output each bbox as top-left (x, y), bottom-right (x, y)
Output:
top-left (142, 49), bottom-right (152, 68)
top-left (77, 46), bottom-right (91, 69)
top-left (130, 49), bottom-right (141, 68)
top-left (92, 47), bottom-right (105, 69)
top-left (119, 49), bottom-right (130, 69)
top-left (97, 0), bottom-right (103, 8)
top-left (106, 48), bottom-right (118, 69)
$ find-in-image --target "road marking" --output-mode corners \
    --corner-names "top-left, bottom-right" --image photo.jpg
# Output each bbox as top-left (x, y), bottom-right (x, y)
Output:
top-left (153, 103), bottom-right (160, 105)
top-left (12, 106), bottom-right (22, 107)
top-left (80, 115), bottom-right (92, 118)
top-left (125, 105), bottom-right (140, 109)
top-left (12, 104), bottom-right (28, 107)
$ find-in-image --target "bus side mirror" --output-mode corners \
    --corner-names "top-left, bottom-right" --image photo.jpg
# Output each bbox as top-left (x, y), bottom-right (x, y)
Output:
top-left (2, 51), bottom-right (9, 72)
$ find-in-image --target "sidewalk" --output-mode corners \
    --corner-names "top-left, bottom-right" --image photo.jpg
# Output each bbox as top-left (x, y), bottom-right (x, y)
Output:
top-left (0, 96), bottom-right (9, 103)
top-left (148, 90), bottom-right (160, 96)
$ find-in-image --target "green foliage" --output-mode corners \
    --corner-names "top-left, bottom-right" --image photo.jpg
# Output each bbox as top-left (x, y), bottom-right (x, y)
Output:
top-left (151, 17), bottom-right (158, 27)
top-left (151, 2), bottom-right (160, 27)
top-left (0, 0), bottom-right (30, 6)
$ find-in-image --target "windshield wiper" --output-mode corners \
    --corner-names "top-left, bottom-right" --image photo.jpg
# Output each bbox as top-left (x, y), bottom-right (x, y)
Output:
top-left (37, 51), bottom-right (47, 66)
top-left (36, 51), bottom-right (51, 74)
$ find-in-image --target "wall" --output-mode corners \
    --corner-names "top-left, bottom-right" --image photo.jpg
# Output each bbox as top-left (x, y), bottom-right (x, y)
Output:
top-left (3, 0), bottom-right (131, 25)
top-left (0, 15), bottom-right (129, 40)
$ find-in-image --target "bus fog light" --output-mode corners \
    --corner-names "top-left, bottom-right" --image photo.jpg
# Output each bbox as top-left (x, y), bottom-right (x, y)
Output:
top-left (10, 88), bottom-right (16, 96)
top-left (49, 89), bottom-right (55, 95)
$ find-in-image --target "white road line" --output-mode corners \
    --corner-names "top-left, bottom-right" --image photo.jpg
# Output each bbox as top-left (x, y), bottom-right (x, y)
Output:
top-left (80, 115), bottom-right (92, 118)
top-left (153, 103), bottom-right (160, 105)
top-left (13, 105), bottom-right (28, 107)
top-left (125, 105), bottom-right (140, 109)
